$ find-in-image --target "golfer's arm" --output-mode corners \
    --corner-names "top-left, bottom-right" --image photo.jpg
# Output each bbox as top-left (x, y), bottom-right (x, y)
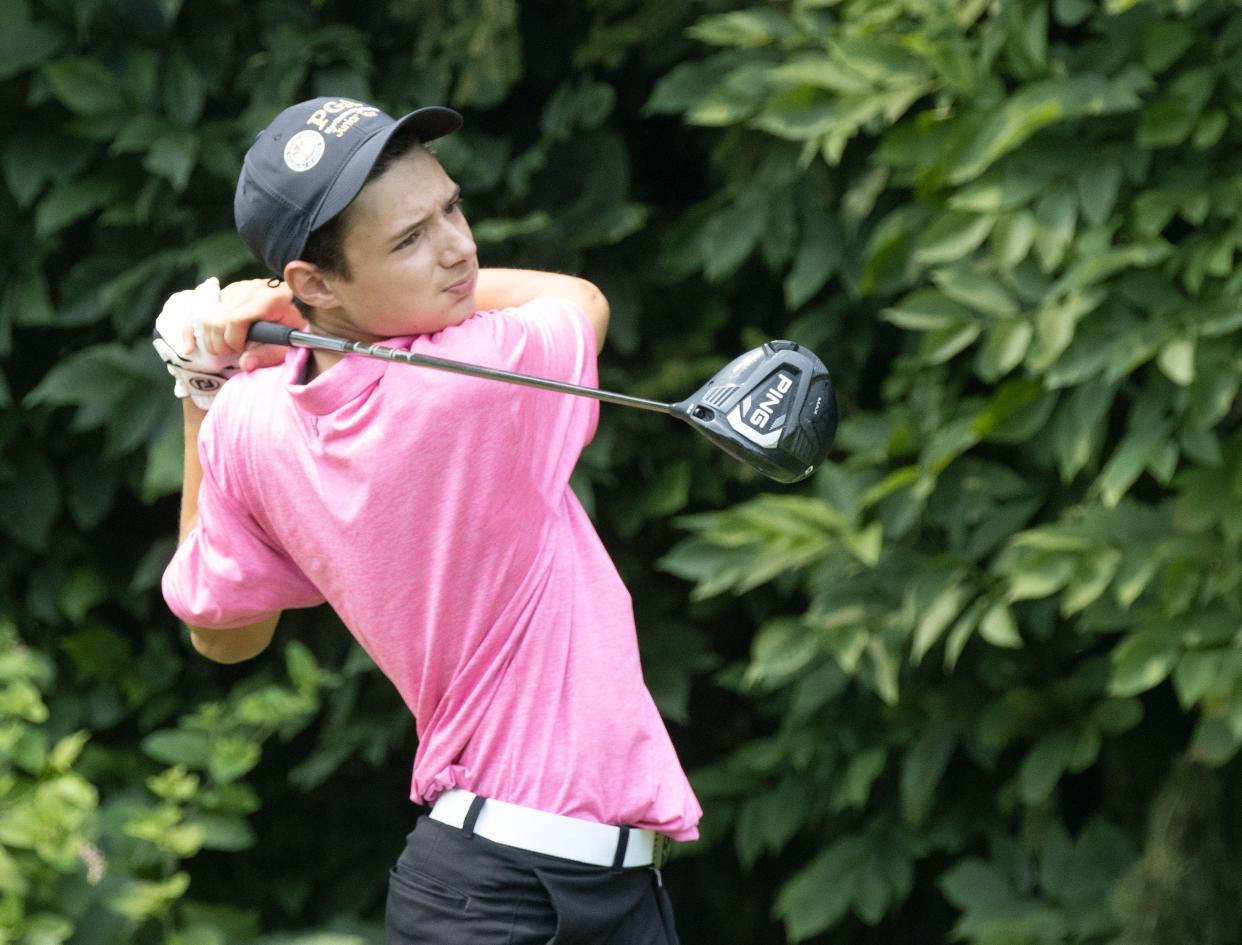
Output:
top-left (178, 401), bottom-right (280, 664)
top-left (475, 268), bottom-right (610, 353)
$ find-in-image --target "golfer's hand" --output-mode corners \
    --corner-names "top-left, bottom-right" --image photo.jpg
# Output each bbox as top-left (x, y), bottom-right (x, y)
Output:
top-left (153, 277), bottom-right (240, 410)
top-left (194, 279), bottom-right (305, 372)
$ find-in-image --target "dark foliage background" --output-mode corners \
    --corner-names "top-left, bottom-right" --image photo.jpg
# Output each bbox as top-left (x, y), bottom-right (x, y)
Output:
top-left (4, 1), bottom-right (1242, 943)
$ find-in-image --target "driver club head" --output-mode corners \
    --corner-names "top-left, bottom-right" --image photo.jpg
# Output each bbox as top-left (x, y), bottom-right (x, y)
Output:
top-left (671, 340), bottom-right (838, 483)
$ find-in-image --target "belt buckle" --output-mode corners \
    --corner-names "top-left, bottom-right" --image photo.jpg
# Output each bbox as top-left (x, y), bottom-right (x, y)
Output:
top-left (652, 832), bottom-right (671, 869)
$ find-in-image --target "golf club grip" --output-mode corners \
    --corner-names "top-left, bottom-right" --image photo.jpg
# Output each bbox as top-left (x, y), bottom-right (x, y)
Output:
top-left (247, 321), bottom-right (294, 346)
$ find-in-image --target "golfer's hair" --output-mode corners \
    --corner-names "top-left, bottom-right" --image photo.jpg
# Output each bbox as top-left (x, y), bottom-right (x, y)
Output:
top-left (299, 125), bottom-right (429, 280)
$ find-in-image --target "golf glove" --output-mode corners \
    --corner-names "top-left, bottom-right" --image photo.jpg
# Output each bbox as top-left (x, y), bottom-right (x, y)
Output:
top-left (152, 277), bottom-right (239, 410)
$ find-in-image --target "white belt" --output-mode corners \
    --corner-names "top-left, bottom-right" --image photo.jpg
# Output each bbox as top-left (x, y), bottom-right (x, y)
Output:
top-left (429, 789), bottom-right (670, 869)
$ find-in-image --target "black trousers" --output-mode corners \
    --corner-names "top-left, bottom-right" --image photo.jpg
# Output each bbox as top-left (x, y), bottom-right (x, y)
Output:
top-left (386, 815), bottom-right (680, 945)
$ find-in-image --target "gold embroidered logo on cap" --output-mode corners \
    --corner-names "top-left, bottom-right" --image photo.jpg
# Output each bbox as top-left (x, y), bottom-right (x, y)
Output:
top-left (304, 98), bottom-right (381, 138)
top-left (283, 130), bottom-right (326, 172)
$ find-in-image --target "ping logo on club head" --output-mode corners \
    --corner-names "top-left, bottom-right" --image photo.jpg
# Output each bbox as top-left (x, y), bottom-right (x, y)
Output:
top-left (726, 370), bottom-right (797, 448)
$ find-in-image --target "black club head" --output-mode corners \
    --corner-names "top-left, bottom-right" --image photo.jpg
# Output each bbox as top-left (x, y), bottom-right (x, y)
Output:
top-left (672, 340), bottom-right (838, 483)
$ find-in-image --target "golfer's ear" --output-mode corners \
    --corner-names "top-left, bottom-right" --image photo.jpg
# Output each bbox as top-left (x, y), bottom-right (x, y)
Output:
top-left (284, 260), bottom-right (338, 310)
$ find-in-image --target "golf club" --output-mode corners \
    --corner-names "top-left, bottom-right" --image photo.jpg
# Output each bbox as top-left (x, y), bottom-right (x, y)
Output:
top-left (247, 322), bottom-right (838, 483)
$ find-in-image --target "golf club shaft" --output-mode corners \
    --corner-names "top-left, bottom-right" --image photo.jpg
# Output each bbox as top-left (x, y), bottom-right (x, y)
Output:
top-left (247, 322), bottom-right (674, 414)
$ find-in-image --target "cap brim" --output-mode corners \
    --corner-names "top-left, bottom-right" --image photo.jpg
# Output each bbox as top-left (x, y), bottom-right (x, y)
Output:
top-left (309, 106), bottom-right (463, 232)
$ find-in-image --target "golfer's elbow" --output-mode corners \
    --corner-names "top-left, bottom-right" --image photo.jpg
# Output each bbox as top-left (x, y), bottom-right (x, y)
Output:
top-left (188, 613), bottom-right (280, 663)
top-left (574, 278), bottom-right (609, 353)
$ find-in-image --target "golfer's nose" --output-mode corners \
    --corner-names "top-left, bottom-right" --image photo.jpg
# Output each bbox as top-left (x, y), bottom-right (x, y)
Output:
top-left (439, 218), bottom-right (476, 267)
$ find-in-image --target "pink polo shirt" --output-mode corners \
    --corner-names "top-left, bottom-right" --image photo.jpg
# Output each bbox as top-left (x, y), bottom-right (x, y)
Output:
top-left (161, 299), bottom-right (702, 840)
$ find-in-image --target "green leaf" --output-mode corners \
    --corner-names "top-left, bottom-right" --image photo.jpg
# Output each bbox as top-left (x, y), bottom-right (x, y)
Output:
top-left (940, 859), bottom-right (1021, 919)
top-left (1157, 337), bottom-right (1195, 386)
top-left (768, 54), bottom-right (872, 95)
top-left (745, 619), bottom-right (820, 689)
top-left (1093, 698), bottom-right (1143, 735)
top-left (208, 736), bottom-right (261, 783)
top-left (686, 64), bottom-right (770, 126)
top-left (1097, 422), bottom-right (1170, 508)
top-left (1142, 22), bottom-right (1196, 73)
top-left (700, 193), bottom-right (767, 280)
top-left (109, 873), bottom-right (191, 920)
top-left (143, 417), bottom-right (185, 501)
top-left (190, 812), bottom-right (256, 852)
top-left (1030, 289), bottom-right (1103, 371)
top-left (920, 321), bottom-right (982, 365)
top-left (944, 597), bottom-right (988, 670)
top-left (644, 56), bottom-right (739, 116)
top-left (2, 132), bottom-right (95, 209)
top-left (35, 177), bottom-right (124, 237)
top-left (25, 343), bottom-right (153, 409)
top-left (950, 76), bottom-right (1140, 184)
top-left (0, 447), bottom-right (60, 551)
top-left (735, 778), bottom-right (808, 867)
top-left (17, 914), bottom-right (73, 945)
top-left (631, 461), bottom-right (692, 525)
top-left (144, 131), bottom-right (198, 192)
top-left (688, 9), bottom-right (796, 48)
top-left (49, 730), bottom-right (90, 772)
top-left (470, 211), bottom-right (551, 245)
top-left (976, 320), bottom-right (1032, 381)
top-left (993, 210), bottom-right (1036, 269)
top-left (1114, 555), bottom-right (1158, 608)
top-left (1076, 161), bottom-right (1122, 226)
top-left (900, 719), bottom-right (956, 826)
top-left (1054, 0), bottom-right (1094, 25)
top-left (950, 172), bottom-right (1043, 214)
top-left (774, 834), bottom-right (868, 940)
top-left (1018, 731), bottom-right (1075, 804)
top-left (834, 746), bottom-right (887, 812)
top-left (168, 928), bottom-right (226, 945)
top-left (186, 230), bottom-right (256, 280)
top-left (1189, 716), bottom-right (1239, 766)
top-left (1051, 380), bottom-right (1114, 482)
top-left (0, 22), bottom-right (65, 81)
top-left (882, 290), bottom-right (973, 331)
top-left (57, 568), bottom-right (108, 623)
top-left (1137, 98), bottom-right (1197, 149)
top-left (912, 581), bottom-right (973, 664)
top-left (979, 600), bottom-right (1022, 648)
top-left (147, 766), bottom-right (200, 801)
top-left (1005, 553), bottom-right (1076, 602)
top-left (44, 57), bottom-right (127, 115)
top-left (1032, 187), bottom-right (1077, 271)
top-left (1193, 110), bottom-right (1228, 149)
top-left (784, 209), bottom-right (841, 309)
top-left (933, 268), bottom-right (1019, 317)
top-left (164, 48), bottom-right (206, 126)
top-left (1137, 69), bottom-right (1214, 150)
top-left (142, 730), bottom-right (211, 767)
top-left (1110, 632), bottom-right (1178, 697)
top-left (1062, 548), bottom-right (1121, 616)
top-left (3, 266), bottom-right (54, 327)
top-left (913, 212), bottom-right (994, 267)
top-left (1172, 650), bottom-right (1219, 708)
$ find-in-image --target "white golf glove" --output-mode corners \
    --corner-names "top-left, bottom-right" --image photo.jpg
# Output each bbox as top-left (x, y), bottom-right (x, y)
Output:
top-left (152, 277), bottom-right (239, 410)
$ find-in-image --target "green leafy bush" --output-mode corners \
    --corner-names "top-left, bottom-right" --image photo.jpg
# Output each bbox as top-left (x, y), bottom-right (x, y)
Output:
top-left (654, 0), bottom-right (1242, 941)
top-left (5, 0), bottom-right (1242, 942)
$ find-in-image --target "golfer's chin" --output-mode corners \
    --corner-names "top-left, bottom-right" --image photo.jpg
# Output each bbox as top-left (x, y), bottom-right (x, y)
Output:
top-left (445, 291), bottom-right (479, 322)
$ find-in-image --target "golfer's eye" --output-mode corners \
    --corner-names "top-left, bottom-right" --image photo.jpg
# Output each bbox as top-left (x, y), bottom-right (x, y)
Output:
top-left (396, 230), bottom-right (421, 249)
top-left (445, 196), bottom-right (463, 216)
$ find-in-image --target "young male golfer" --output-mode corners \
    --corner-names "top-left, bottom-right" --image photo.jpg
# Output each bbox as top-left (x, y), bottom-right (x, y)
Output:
top-left (155, 97), bottom-right (701, 943)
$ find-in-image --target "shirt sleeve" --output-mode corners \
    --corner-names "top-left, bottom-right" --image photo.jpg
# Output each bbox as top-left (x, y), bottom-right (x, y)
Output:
top-left (161, 411), bottom-right (325, 629)
top-left (476, 297), bottom-right (601, 492)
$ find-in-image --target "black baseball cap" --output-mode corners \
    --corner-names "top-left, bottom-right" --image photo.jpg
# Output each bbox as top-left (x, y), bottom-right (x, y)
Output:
top-left (234, 96), bottom-right (462, 275)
